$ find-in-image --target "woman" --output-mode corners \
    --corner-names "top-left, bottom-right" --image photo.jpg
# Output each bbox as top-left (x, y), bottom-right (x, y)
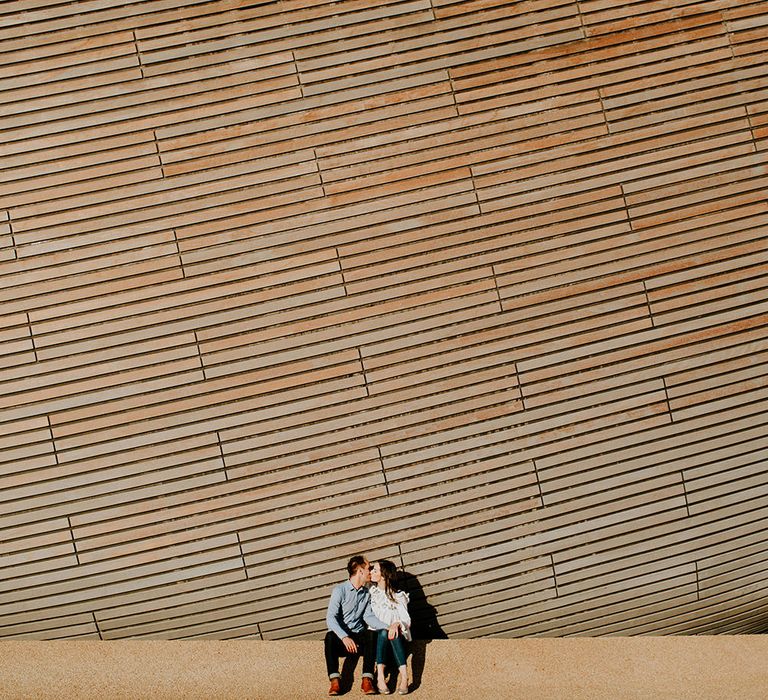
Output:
top-left (369, 560), bottom-right (411, 695)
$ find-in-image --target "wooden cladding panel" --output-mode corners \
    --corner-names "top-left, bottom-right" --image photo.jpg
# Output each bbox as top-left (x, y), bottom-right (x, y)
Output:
top-left (1, 0), bottom-right (767, 640)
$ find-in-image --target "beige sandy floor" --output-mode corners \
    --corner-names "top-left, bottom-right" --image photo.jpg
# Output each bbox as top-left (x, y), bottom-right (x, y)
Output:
top-left (1, 637), bottom-right (767, 699)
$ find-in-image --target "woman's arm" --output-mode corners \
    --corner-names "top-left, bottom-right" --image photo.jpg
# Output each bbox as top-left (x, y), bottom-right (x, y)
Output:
top-left (395, 591), bottom-right (411, 628)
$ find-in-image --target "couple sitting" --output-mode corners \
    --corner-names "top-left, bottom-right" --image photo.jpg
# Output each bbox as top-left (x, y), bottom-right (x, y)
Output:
top-left (324, 555), bottom-right (411, 696)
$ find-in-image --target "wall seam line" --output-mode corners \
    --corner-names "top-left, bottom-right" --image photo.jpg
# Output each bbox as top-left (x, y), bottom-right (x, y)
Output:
top-left (92, 612), bottom-right (104, 640)
top-left (67, 516), bottom-right (81, 566)
top-left (132, 30), bottom-right (145, 78)
top-left (377, 445), bottom-right (390, 496)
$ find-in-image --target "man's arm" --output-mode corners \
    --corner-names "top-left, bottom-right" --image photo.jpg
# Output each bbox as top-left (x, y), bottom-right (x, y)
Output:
top-left (362, 596), bottom-right (388, 631)
top-left (326, 586), bottom-right (350, 641)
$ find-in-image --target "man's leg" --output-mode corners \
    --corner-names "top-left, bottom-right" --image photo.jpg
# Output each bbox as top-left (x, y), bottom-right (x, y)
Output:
top-left (324, 631), bottom-right (346, 679)
top-left (350, 631), bottom-right (376, 695)
top-left (360, 630), bottom-right (376, 679)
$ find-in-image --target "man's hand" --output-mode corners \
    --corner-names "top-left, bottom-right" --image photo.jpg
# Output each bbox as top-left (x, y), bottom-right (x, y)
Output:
top-left (387, 622), bottom-right (400, 640)
top-left (342, 636), bottom-right (358, 653)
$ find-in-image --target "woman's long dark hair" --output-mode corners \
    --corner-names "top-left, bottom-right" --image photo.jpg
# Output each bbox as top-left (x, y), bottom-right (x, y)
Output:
top-left (377, 559), bottom-right (401, 602)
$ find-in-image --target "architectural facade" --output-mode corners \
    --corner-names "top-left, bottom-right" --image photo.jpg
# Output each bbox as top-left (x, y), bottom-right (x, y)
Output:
top-left (1, 0), bottom-right (767, 639)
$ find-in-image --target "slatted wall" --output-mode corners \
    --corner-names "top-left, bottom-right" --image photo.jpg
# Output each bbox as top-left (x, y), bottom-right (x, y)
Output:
top-left (1, 0), bottom-right (767, 641)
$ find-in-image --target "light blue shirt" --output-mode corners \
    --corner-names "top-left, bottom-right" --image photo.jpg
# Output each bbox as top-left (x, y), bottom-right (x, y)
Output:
top-left (326, 581), bottom-right (387, 640)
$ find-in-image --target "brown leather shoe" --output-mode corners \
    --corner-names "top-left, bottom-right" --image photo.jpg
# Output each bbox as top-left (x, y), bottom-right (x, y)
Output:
top-left (328, 677), bottom-right (341, 696)
top-left (361, 676), bottom-right (376, 695)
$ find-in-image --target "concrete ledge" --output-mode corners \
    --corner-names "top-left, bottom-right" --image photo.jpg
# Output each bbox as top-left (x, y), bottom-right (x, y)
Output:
top-left (1, 638), bottom-right (767, 699)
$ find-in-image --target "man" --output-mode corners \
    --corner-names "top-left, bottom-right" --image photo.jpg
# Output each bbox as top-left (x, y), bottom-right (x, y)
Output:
top-left (325, 555), bottom-right (388, 696)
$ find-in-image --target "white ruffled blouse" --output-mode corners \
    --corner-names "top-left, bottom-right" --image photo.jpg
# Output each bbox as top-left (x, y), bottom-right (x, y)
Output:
top-left (369, 585), bottom-right (411, 630)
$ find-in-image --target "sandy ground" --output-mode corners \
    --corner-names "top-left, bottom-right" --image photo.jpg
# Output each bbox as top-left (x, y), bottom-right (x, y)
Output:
top-left (1, 637), bottom-right (767, 699)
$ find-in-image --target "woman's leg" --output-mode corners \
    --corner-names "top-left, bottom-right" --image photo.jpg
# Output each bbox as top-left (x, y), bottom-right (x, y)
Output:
top-left (389, 635), bottom-right (409, 694)
top-left (388, 634), bottom-right (407, 668)
top-left (375, 629), bottom-right (389, 666)
top-left (375, 630), bottom-right (390, 693)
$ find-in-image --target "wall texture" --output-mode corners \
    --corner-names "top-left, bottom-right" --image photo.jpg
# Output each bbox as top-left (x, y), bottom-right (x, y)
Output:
top-left (1, 0), bottom-right (767, 640)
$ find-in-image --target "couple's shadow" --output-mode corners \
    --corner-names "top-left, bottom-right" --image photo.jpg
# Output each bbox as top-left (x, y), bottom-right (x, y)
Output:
top-left (340, 572), bottom-right (446, 694)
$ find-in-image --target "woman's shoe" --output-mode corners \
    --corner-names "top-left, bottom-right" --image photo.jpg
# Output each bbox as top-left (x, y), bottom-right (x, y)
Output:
top-left (377, 677), bottom-right (390, 695)
top-left (397, 672), bottom-right (409, 695)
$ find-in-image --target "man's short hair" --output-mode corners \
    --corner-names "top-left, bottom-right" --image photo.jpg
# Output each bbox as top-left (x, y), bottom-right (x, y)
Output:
top-left (347, 555), bottom-right (368, 577)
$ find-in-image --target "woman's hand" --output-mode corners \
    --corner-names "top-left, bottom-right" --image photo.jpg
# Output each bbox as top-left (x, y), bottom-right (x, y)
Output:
top-left (387, 622), bottom-right (400, 640)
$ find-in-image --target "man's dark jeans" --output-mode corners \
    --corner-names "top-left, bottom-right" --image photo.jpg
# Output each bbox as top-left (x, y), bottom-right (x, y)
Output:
top-left (324, 629), bottom-right (376, 679)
